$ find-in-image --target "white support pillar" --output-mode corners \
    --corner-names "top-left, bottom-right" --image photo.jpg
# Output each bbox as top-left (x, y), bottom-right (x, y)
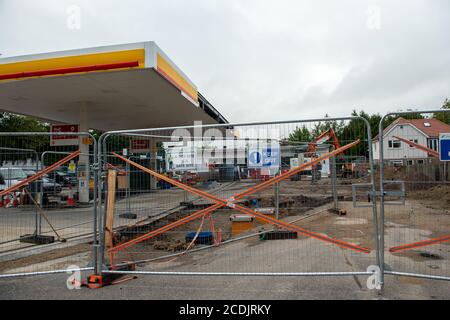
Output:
top-left (78, 102), bottom-right (90, 203)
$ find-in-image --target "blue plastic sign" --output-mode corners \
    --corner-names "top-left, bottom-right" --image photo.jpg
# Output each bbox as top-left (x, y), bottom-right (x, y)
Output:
top-left (248, 150), bottom-right (262, 166)
top-left (248, 147), bottom-right (280, 168)
top-left (261, 148), bottom-right (280, 167)
top-left (440, 133), bottom-right (450, 161)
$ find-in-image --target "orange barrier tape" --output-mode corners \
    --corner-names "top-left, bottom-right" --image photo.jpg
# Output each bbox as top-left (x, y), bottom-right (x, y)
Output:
top-left (389, 235), bottom-right (450, 253)
top-left (109, 140), bottom-right (370, 254)
top-left (0, 150), bottom-right (81, 197)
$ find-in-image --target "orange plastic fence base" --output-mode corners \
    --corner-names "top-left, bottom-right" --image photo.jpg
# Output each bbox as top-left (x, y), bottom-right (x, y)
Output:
top-left (87, 263), bottom-right (136, 289)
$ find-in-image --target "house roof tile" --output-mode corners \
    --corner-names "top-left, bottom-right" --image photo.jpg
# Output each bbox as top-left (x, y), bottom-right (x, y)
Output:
top-left (374, 117), bottom-right (450, 140)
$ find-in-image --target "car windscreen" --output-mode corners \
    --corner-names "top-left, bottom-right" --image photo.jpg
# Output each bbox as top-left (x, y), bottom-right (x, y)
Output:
top-left (0, 169), bottom-right (27, 180)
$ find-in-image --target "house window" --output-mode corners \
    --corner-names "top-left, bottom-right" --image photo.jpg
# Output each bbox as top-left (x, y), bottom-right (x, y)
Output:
top-left (408, 139), bottom-right (418, 148)
top-left (388, 140), bottom-right (401, 149)
top-left (389, 160), bottom-right (403, 166)
top-left (427, 139), bottom-right (439, 152)
top-left (406, 160), bottom-right (414, 166)
top-left (417, 159), bottom-right (425, 165)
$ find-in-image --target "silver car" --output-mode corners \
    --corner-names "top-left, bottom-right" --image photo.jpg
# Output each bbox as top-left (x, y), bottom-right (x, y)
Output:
top-left (0, 167), bottom-right (27, 191)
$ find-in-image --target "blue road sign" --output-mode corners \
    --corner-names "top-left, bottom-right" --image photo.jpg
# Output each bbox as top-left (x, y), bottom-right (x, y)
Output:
top-left (440, 133), bottom-right (450, 161)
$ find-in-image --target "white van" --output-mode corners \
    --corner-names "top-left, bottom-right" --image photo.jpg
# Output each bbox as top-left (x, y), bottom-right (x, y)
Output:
top-left (0, 167), bottom-right (27, 191)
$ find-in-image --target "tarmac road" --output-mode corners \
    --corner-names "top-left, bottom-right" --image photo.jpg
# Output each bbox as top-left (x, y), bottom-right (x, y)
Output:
top-left (1, 233), bottom-right (449, 300)
top-left (0, 269), bottom-right (449, 300)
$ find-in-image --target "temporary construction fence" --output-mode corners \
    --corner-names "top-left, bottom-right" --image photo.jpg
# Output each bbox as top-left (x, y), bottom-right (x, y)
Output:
top-left (95, 116), bottom-right (380, 280)
top-left (0, 110), bottom-right (449, 289)
top-left (377, 109), bottom-right (450, 282)
top-left (0, 132), bottom-right (98, 277)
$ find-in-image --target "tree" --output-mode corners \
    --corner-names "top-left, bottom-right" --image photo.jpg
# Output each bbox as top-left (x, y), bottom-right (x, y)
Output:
top-left (434, 98), bottom-right (450, 125)
top-left (339, 110), bottom-right (395, 157)
top-left (287, 125), bottom-right (311, 142)
top-left (0, 112), bottom-right (49, 133)
top-left (400, 110), bottom-right (424, 120)
top-left (311, 114), bottom-right (345, 138)
top-left (0, 113), bottom-right (50, 151)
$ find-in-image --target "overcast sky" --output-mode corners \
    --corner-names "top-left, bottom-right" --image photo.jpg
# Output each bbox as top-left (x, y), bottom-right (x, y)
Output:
top-left (0, 0), bottom-right (449, 123)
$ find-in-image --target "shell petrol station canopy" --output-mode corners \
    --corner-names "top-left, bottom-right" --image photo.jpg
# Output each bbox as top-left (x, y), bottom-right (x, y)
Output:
top-left (0, 42), bottom-right (227, 131)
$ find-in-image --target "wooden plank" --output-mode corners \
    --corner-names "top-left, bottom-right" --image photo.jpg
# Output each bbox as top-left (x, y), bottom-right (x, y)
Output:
top-left (105, 169), bottom-right (117, 250)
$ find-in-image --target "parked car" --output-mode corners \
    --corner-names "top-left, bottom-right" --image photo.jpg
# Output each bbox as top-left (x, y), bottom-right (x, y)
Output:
top-left (0, 167), bottom-right (28, 191)
top-left (46, 170), bottom-right (77, 187)
top-left (20, 170), bottom-right (62, 195)
top-left (41, 177), bottom-right (62, 195)
top-left (23, 169), bottom-right (37, 178)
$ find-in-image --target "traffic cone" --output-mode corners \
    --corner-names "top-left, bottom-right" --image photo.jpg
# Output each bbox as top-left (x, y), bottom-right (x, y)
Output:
top-left (4, 196), bottom-right (11, 207)
top-left (5, 194), bottom-right (18, 208)
top-left (11, 194), bottom-right (19, 207)
top-left (66, 186), bottom-right (76, 207)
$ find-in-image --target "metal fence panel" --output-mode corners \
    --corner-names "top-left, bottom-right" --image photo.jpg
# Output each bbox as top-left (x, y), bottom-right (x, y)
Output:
top-left (378, 110), bottom-right (450, 282)
top-left (0, 132), bottom-right (98, 278)
top-left (98, 117), bottom-right (379, 277)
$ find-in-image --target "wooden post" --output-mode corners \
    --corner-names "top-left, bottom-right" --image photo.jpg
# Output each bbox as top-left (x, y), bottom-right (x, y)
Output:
top-left (105, 169), bottom-right (117, 250)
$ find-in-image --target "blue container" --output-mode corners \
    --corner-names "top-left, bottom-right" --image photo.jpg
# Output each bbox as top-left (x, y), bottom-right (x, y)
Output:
top-left (185, 231), bottom-right (213, 245)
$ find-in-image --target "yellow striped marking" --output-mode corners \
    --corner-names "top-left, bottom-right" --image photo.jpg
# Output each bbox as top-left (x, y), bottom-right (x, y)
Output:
top-left (0, 49), bottom-right (145, 81)
top-left (156, 53), bottom-right (198, 102)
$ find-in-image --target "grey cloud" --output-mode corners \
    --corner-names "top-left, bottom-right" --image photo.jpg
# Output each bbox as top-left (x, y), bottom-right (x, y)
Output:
top-left (0, 0), bottom-right (448, 122)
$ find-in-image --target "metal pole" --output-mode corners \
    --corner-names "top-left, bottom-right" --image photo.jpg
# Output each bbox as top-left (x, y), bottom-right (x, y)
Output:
top-left (102, 116), bottom-right (373, 136)
top-left (275, 181), bottom-right (279, 220)
top-left (36, 151), bottom-right (43, 235)
top-left (95, 133), bottom-right (110, 275)
top-left (91, 138), bottom-right (99, 275)
top-left (104, 270), bottom-right (373, 277)
top-left (322, 118), bottom-right (379, 284)
top-left (154, 150), bottom-right (157, 189)
top-left (330, 149), bottom-right (338, 211)
top-left (30, 150), bottom-right (41, 235)
top-left (0, 147), bottom-right (40, 235)
top-left (362, 117), bottom-right (381, 287)
top-left (126, 157), bottom-right (131, 214)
